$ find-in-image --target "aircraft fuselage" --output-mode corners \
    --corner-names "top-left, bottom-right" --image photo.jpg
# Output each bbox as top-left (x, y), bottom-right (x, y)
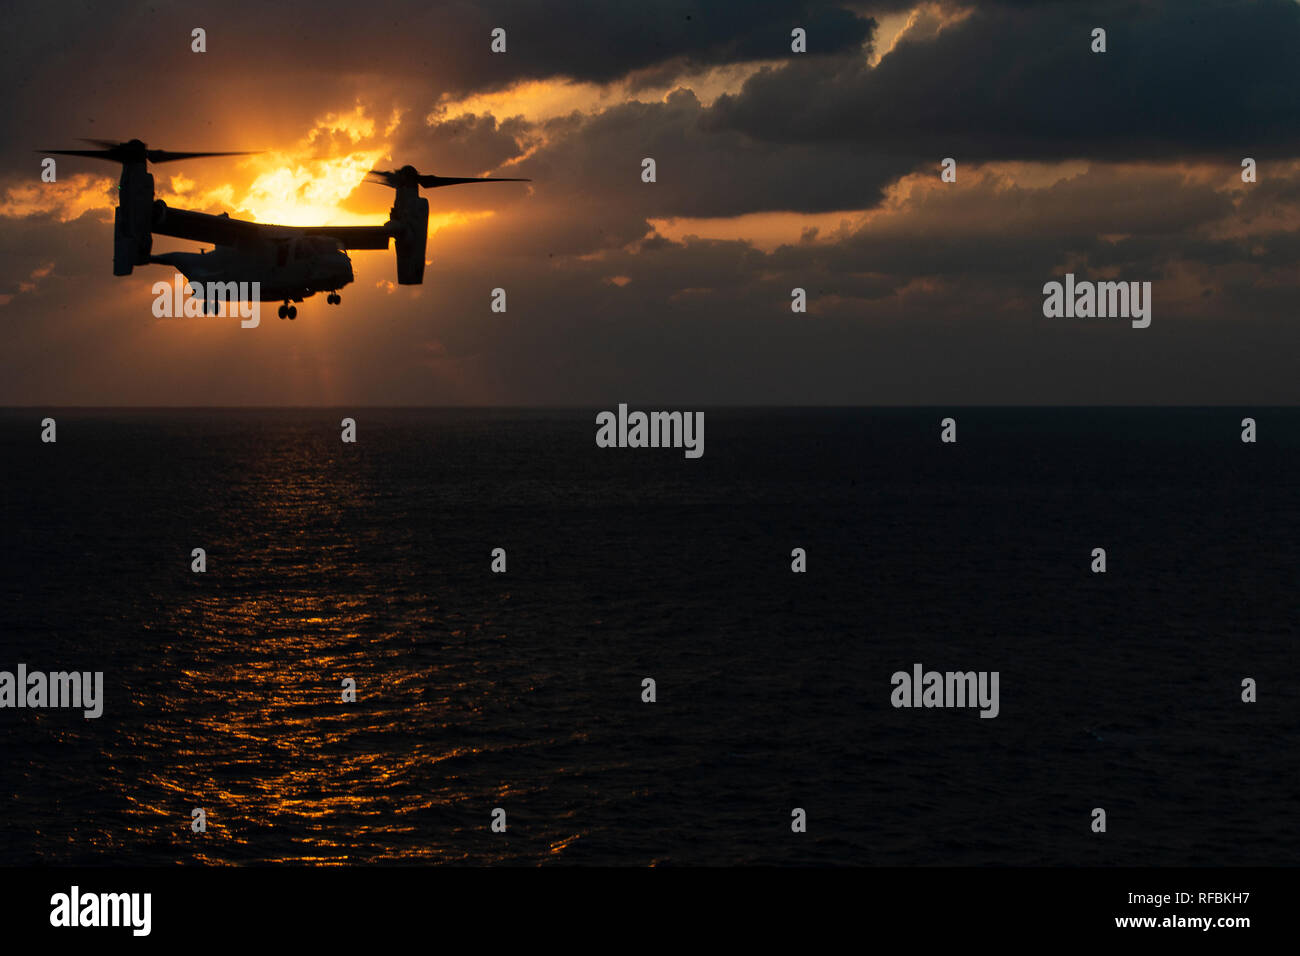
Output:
top-left (151, 235), bottom-right (353, 302)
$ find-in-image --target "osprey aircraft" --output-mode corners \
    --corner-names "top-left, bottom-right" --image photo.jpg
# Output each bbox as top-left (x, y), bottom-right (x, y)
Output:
top-left (44, 139), bottom-right (529, 318)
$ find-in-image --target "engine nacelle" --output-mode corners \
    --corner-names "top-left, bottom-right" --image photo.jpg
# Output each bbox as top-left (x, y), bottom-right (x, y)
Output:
top-left (391, 191), bottom-right (428, 285)
top-left (370, 163), bottom-right (526, 284)
top-left (112, 163), bottom-right (155, 276)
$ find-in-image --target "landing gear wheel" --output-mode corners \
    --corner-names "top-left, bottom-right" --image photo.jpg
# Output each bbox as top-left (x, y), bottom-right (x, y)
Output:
top-left (278, 304), bottom-right (288, 319)
top-left (287, 306), bottom-right (298, 319)
top-left (327, 293), bottom-right (340, 305)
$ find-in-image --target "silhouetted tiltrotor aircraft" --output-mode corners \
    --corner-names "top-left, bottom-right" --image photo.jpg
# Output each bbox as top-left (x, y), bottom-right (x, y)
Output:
top-left (43, 139), bottom-right (529, 318)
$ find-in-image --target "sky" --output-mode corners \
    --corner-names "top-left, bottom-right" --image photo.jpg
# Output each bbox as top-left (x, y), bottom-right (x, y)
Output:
top-left (2, 0), bottom-right (1299, 405)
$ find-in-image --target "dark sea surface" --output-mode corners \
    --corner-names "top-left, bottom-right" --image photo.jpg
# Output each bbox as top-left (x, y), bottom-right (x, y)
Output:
top-left (0, 407), bottom-right (1296, 866)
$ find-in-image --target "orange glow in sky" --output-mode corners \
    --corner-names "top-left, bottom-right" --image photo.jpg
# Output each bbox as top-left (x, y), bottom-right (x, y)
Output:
top-left (5, 103), bottom-right (503, 242)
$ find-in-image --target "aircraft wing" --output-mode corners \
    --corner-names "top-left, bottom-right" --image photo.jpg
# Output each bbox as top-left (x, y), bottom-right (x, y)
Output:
top-left (151, 203), bottom-right (393, 250)
top-left (307, 225), bottom-right (394, 250)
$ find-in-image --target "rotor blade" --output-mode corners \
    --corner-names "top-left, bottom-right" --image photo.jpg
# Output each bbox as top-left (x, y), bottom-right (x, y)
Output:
top-left (417, 175), bottom-right (530, 188)
top-left (43, 143), bottom-right (256, 164)
top-left (39, 148), bottom-right (122, 160)
top-left (147, 150), bottom-right (257, 163)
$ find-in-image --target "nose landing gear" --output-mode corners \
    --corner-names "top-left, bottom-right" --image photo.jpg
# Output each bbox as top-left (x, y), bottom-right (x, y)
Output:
top-left (278, 302), bottom-right (297, 320)
top-left (326, 293), bottom-right (341, 305)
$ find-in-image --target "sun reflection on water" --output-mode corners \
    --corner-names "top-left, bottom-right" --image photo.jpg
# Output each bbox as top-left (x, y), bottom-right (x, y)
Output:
top-left (83, 428), bottom-right (583, 865)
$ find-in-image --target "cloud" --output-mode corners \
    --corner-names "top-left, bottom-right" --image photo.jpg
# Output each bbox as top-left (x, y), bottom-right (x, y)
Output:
top-left (3, 0), bottom-right (1300, 405)
top-left (709, 0), bottom-right (1300, 161)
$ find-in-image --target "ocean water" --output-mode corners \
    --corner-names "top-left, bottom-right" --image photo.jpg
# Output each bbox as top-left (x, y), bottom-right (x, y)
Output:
top-left (0, 407), bottom-right (1296, 866)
